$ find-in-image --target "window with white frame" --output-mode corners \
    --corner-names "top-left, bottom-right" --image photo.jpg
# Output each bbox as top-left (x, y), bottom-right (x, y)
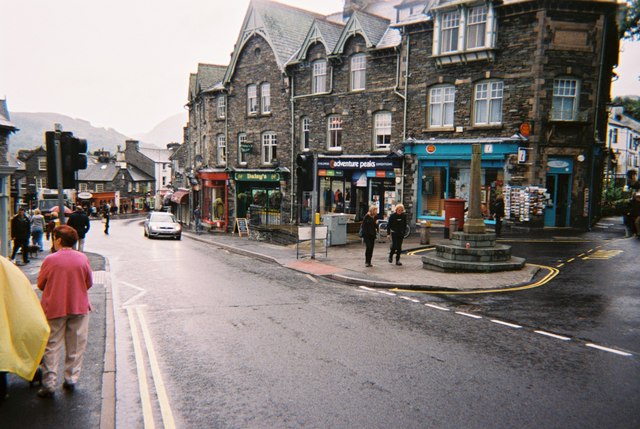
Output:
top-left (350, 54), bottom-right (366, 91)
top-left (474, 80), bottom-right (503, 125)
top-left (301, 117), bottom-right (310, 151)
top-left (441, 10), bottom-right (460, 53)
top-left (552, 78), bottom-right (579, 121)
top-left (429, 85), bottom-right (455, 128)
top-left (312, 60), bottom-right (327, 94)
top-left (466, 6), bottom-right (488, 50)
top-left (610, 128), bottom-right (618, 145)
top-left (96, 183), bottom-right (104, 192)
top-left (238, 133), bottom-right (248, 165)
top-left (217, 95), bottom-right (226, 119)
top-left (217, 134), bottom-right (226, 165)
top-left (261, 83), bottom-right (271, 114)
top-left (434, 4), bottom-right (494, 56)
top-left (79, 183), bottom-right (88, 192)
top-left (327, 115), bottom-right (342, 150)
top-left (38, 157), bottom-right (47, 171)
top-left (37, 177), bottom-right (46, 190)
top-left (247, 84), bottom-right (258, 115)
top-left (374, 112), bottom-right (391, 150)
top-left (262, 132), bottom-right (277, 164)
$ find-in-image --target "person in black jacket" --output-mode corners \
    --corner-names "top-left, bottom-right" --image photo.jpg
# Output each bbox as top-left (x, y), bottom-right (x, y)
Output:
top-left (387, 204), bottom-right (407, 266)
top-left (67, 206), bottom-right (91, 251)
top-left (624, 192), bottom-right (640, 238)
top-left (492, 194), bottom-right (506, 237)
top-left (361, 205), bottom-right (378, 267)
top-left (10, 207), bottom-right (31, 264)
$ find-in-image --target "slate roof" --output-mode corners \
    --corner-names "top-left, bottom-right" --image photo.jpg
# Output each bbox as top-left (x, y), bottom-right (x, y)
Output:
top-left (196, 63), bottom-right (227, 92)
top-left (127, 164), bottom-right (154, 182)
top-left (333, 10), bottom-right (391, 53)
top-left (78, 161), bottom-right (118, 182)
top-left (0, 99), bottom-right (17, 131)
top-left (289, 18), bottom-right (345, 64)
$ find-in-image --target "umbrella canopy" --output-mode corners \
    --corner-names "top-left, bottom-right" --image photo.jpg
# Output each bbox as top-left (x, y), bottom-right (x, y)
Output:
top-left (0, 256), bottom-right (50, 380)
top-left (49, 205), bottom-right (72, 214)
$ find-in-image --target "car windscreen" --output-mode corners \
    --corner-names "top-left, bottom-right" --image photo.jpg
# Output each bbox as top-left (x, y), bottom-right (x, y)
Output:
top-left (150, 213), bottom-right (176, 223)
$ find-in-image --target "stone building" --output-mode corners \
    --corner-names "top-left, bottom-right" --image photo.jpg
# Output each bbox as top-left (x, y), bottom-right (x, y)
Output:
top-left (0, 99), bottom-right (18, 256)
top-left (184, 0), bottom-right (620, 231)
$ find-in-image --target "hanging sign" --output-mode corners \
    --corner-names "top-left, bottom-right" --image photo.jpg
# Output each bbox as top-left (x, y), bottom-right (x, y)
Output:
top-left (518, 147), bottom-right (528, 164)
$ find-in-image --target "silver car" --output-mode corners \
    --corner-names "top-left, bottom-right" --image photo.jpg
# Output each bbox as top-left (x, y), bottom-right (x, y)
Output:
top-left (144, 211), bottom-right (182, 240)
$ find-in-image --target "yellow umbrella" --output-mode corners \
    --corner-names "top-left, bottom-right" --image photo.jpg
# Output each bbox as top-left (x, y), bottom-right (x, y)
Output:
top-left (0, 256), bottom-right (50, 381)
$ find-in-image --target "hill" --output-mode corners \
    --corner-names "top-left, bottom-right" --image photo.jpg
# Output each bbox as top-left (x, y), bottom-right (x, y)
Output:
top-left (133, 112), bottom-right (186, 145)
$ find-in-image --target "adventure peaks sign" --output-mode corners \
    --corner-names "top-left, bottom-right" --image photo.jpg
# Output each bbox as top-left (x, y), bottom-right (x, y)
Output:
top-left (317, 157), bottom-right (396, 170)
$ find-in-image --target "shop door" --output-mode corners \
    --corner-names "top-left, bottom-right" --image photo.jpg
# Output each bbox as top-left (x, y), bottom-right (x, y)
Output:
top-left (544, 174), bottom-right (571, 227)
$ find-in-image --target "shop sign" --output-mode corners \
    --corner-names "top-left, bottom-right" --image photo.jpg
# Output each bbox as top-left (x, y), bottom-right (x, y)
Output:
top-left (426, 145), bottom-right (437, 154)
top-left (317, 157), bottom-right (396, 170)
top-left (240, 143), bottom-right (253, 153)
top-left (547, 158), bottom-right (573, 173)
top-left (77, 192), bottom-right (93, 199)
top-left (235, 172), bottom-right (280, 182)
top-left (318, 169), bottom-right (344, 177)
top-left (365, 170), bottom-right (395, 178)
top-left (518, 147), bottom-right (528, 163)
top-left (520, 122), bottom-right (531, 137)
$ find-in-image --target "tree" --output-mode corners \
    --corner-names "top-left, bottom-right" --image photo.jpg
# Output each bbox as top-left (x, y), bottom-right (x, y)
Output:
top-left (620, 0), bottom-right (640, 40)
top-left (612, 96), bottom-right (640, 121)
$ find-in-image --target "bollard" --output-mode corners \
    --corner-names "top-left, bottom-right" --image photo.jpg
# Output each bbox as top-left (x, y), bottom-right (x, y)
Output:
top-left (419, 221), bottom-right (431, 245)
top-left (449, 218), bottom-right (458, 240)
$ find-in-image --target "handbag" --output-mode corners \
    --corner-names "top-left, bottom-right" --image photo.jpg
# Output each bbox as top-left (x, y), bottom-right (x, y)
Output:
top-left (358, 223), bottom-right (364, 238)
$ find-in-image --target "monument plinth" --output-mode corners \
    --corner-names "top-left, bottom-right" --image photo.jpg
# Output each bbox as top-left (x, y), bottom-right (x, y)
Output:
top-left (422, 144), bottom-right (526, 273)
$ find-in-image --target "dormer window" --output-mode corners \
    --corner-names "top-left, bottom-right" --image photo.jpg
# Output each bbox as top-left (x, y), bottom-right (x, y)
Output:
top-left (433, 2), bottom-right (496, 65)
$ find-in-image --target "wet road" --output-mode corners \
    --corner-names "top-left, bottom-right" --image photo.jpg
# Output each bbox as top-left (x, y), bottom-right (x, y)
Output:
top-left (89, 219), bottom-right (639, 428)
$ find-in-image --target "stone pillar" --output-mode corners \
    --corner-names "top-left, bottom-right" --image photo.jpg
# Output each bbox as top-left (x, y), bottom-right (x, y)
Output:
top-left (464, 144), bottom-right (486, 234)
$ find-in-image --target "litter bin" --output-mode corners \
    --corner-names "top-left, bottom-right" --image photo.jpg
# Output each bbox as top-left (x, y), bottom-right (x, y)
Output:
top-left (323, 214), bottom-right (349, 246)
top-left (444, 198), bottom-right (465, 238)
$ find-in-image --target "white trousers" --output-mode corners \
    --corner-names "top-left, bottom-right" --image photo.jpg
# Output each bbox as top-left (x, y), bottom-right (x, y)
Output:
top-left (74, 238), bottom-right (85, 252)
top-left (42, 314), bottom-right (90, 389)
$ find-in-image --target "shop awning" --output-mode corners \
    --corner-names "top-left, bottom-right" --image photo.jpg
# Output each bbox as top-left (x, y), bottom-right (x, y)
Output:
top-left (170, 190), bottom-right (189, 204)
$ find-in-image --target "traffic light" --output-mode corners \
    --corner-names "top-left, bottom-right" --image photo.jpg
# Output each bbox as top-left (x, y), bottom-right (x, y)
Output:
top-left (45, 130), bottom-right (88, 189)
top-left (296, 153), bottom-right (314, 191)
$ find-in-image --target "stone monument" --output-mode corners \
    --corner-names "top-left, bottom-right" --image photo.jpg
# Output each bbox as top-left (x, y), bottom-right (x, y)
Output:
top-left (422, 144), bottom-right (526, 272)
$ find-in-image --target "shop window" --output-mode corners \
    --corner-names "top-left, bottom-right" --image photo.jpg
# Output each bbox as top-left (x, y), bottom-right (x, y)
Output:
top-left (247, 84), bottom-right (258, 115)
top-left (217, 134), bottom-right (226, 166)
top-left (551, 78), bottom-right (579, 121)
top-left (429, 85), bottom-right (455, 128)
top-left (312, 59), bottom-right (327, 94)
top-left (373, 112), bottom-right (391, 150)
top-left (261, 82), bottom-right (271, 114)
top-left (262, 132), bottom-right (277, 164)
top-left (217, 95), bottom-right (226, 119)
top-left (238, 133), bottom-right (248, 165)
top-left (327, 115), bottom-right (342, 150)
top-left (301, 117), bottom-right (310, 151)
top-left (474, 80), bottom-right (503, 126)
top-left (350, 54), bottom-right (366, 91)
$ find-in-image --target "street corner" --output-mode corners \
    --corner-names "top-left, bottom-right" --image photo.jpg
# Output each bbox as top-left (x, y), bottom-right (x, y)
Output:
top-left (284, 259), bottom-right (347, 276)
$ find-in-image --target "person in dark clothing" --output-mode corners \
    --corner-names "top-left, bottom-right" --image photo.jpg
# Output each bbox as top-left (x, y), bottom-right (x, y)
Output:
top-left (492, 194), bottom-right (506, 237)
top-left (387, 204), bottom-right (407, 266)
top-left (66, 207), bottom-right (91, 252)
top-left (103, 209), bottom-right (110, 235)
top-left (624, 192), bottom-right (640, 238)
top-left (10, 207), bottom-right (31, 264)
top-left (362, 205), bottom-right (378, 267)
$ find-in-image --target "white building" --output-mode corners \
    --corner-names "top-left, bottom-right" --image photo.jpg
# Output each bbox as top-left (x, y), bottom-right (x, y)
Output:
top-left (606, 105), bottom-right (640, 186)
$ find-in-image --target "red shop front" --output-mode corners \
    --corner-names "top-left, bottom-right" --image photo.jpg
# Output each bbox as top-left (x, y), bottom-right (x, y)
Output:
top-left (198, 170), bottom-right (229, 230)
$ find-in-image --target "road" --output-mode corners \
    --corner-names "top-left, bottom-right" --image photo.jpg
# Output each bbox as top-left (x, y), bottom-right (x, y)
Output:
top-left (87, 218), bottom-right (639, 428)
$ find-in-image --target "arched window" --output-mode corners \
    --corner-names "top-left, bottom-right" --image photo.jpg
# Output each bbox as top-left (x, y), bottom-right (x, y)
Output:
top-left (247, 84), bottom-right (257, 115)
top-left (327, 115), bottom-right (342, 150)
top-left (238, 133), bottom-right (248, 165)
top-left (262, 132), bottom-right (277, 164)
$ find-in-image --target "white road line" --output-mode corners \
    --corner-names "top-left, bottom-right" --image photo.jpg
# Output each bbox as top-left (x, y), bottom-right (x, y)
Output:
top-left (491, 319), bottom-right (522, 329)
top-left (425, 303), bottom-right (450, 311)
top-left (126, 307), bottom-right (155, 429)
top-left (585, 343), bottom-right (633, 357)
top-left (359, 286), bottom-right (376, 292)
top-left (455, 311), bottom-right (482, 319)
top-left (121, 281), bottom-right (147, 307)
top-left (136, 307), bottom-right (176, 429)
top-left (399, 296), bottom-right (420, 303)
top-left (378, 291), bottom-right (397, 296)
top-left (534, 330), bottom-right (571, 341)
top-left (305, 274), bottom-right (318, 283)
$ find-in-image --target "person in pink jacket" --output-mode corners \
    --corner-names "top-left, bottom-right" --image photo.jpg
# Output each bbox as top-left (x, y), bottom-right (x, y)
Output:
top-left (36, 225), bottom-right (93, 398)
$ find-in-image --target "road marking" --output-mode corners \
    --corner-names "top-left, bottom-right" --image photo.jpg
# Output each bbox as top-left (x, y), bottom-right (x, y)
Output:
top-left (305, 274), bottom-right (318, 283)
top-left (455, 311), bottom-right (482, 319)
top-left (425, 303), bottom-right (450, 311)
top-left (534, 330), bottom-right (571, 341)
top-left (126, 306), bottom-right (155, 429)
top-left (378, 291), bottom-right (396, 296)
top-left (556, 263), bottom-right (565, 268)
top-left (582, 249), bottom-right (623, 260)
top-left (121, 281), bottom-right (147, 307)
top-left (491, 319), bottom-right (522, 329)
top-left (359, 286), bottom-right (376, 292)
top-left (585, 343), bottom-right (633, 357)
top-left (136, 307), bottom-right (176, 429)
top-left (567, 258), bottom-right (575, 263)
top-left (400, 296), bottom-right (420, 303)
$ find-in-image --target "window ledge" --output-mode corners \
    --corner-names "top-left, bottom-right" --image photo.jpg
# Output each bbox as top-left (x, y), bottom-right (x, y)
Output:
top-left (426, 126), bottom-right (455, 132)
top-left (432, 48), bottom-right (495, 66)
top-left (327, 148), bottom-right (342, 153)
top-left (469, 124), bottom-right (503, 131)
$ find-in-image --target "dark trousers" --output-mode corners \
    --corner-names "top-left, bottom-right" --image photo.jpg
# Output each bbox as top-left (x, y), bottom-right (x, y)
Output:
top-left (389, 233), bottom-right (404, 262)
top-left (364, 236), bottom-right (375, 264)
top-left (495, 216), bottom-right (503, 237)
top-left (104, 218), bottom-right (110, 234)
top-left (11, 239), bottom-right (29, 262)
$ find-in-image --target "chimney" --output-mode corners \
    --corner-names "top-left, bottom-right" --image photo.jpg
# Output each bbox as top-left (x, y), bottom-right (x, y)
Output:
top-left (343, 0), bottom-right (374, 20)
top-left (125, 139), bottom-right (140, 151)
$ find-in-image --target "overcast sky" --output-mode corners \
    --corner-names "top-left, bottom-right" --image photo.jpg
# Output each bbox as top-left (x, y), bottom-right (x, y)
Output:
top-left (1, 0), bottom-right (638, 136)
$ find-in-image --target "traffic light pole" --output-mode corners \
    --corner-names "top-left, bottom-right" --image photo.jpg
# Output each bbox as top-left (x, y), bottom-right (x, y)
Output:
top-left (311, 154), bottom-right (318, 259)
top-left (54, 125), bottom-right (66, 224)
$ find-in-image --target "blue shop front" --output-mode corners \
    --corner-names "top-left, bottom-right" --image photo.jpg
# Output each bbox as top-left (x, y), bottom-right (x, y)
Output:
top-left (404, 137), bottom-right (522, 223)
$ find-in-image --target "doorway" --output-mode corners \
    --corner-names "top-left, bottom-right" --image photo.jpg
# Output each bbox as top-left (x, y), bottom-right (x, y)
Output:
top-left (544, 174), bottom-right (572, 227)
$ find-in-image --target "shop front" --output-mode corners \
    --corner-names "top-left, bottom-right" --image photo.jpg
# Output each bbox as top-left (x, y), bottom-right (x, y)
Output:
top-left (198, 170), bottom-right (230, 230)
top-left (405, 138), bottom-right (520, 223)
top-left (234, 170), bottom-right (283, 226)
top-left (316, 155), bottom-right (402, 221)
top-left (170, 189), bottom-right (190, 223)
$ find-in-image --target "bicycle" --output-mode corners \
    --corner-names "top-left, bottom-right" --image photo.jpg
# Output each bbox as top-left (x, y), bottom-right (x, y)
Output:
top-left (376, 220), bottom-right (411, 241)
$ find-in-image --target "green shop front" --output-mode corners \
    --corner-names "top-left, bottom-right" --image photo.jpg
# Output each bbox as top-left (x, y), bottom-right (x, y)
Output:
top-left (234, 170), bottom-right (284, 226)
top-left (404, 138), bottom-right (521, 223)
